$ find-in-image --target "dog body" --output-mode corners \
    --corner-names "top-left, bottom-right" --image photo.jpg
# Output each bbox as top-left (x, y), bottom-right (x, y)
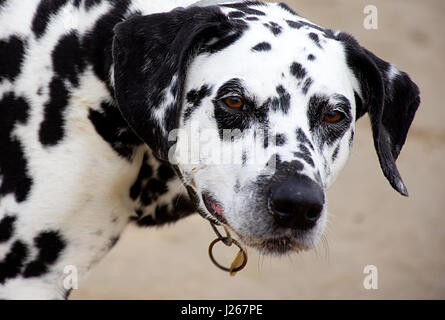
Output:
top-left (0, 0), bottom-right (197, 299)
top-left (0, 0), bottom-right (419, 299)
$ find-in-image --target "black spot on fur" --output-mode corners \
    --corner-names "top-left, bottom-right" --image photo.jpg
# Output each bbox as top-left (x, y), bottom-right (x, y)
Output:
top-left (294, 144), bottom-right (314, 167)
top-left (278, 3), bottom-right (298, 15)
top-left (39, 31), bottom-right (90, 146)
top-left (286, 20), bottom-right (303, 29)
top-left (308, 32), bottom-right (322, 48)
top-left (332, 145), bottom-right (340, 161)
top-left (146, 178), bottom-right (168, 197)
top-left (0, 240), bottom-right (28, 284)
top-left (296, 128), bottom-right (314, 150)
top-left (130, 170), bottom-right (153, 200)
top-left (234, 179), bottom-right (241, 192)
top-left (172, 195), bottom-right (195, 216)
top-left (154, 204), bottom-right (168, 220)
top-left (84, 0), bottom-right (102, 10)
top-left (0, 36), bottom-right (25, 82)
top-left (130, 153), bottom-right (153, 200)
top-left (0, 93), bottom-right (33, 202)
top-left (252, 41), bottom-right (271, 52)
top-left (242, 151), bottom-right (247, 166)
top-left (270, 97), bottom-right (279, 113)
top-left (23, 231), bottom-right (66, 278)
top-left (163, 102), bottom-right (178, 135)
top-left (88, 101), bottom-right (141, 159)
top-left (275, 133), bottom-right (287, 146)
top-left (302, 77), bottom-right (313, 94)
top-left (32, 0), bottom-right (68, 39)
top-left (140, 190), bottom-right (153, 206)
top-left (82, 0), bottom-right (130, 89)
top-left (157, 163), bottom-right (175, 181)
top-left (299, 21), bottom-right (335, 39)
top-left (245, 16), bottom-right (259, 21)
top-left (290, 62), bottom-right (306, 79)
top-left (135, 215), bottom-right (155, 226)
top-left (0, 215), bottom-right (16, 243)
top-left (38, 77), bottom-right (69, 146)
top-left (201, 19), bottom-right (248, 54)
top-left (263, 129), bottom-right (270, 149)
top-left (349, 130), bottom-right (355, 148)
top-left (228, 11), bottom-right (245, 19)
top-left (136, 195), bottom-right (194, 227)
top-left (184, 85), bottom-right (212, 121)
top-left (264, 21), bottom-right (282, 36)
top-left (52, 32), bottom-right (86, 87)
top-left (307, 54), bottom-right (316, 61)
top-left (273, 85), bottom-right (290, 114)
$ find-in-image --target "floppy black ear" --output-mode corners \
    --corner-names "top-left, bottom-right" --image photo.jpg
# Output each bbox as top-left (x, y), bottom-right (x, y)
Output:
top-left (338, 33), bottom-right (420, 196)
top-left (112, 6), bottom-right (242, 159)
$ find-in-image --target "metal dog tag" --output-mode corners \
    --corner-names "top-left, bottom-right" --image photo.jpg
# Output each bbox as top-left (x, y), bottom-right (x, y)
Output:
top-left (229, 249), bottom-right (246, 276)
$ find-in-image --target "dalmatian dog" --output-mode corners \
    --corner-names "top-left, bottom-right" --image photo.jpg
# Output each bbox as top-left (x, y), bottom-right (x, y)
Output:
top-left (0, 0), bottom-right (420, 299)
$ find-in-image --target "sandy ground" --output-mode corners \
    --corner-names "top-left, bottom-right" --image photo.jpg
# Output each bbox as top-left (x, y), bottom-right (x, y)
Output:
top-left (72, 0), bottom-right (445, 299)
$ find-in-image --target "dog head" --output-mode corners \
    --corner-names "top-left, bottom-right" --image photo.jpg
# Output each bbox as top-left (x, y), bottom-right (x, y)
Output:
top-left (112, 2), bottom-right (420, 254)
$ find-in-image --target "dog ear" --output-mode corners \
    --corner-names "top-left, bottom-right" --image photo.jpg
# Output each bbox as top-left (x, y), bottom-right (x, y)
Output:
top-left (338, 33), bottom-right (420, 196)
top-left (112, 6), bottom-right (242, 159)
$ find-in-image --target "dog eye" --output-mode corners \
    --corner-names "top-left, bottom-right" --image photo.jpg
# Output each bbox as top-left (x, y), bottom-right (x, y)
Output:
top-left (323, 110), bottom-right (344, 123)
top-left (223, 96), bottom-right (244, 110)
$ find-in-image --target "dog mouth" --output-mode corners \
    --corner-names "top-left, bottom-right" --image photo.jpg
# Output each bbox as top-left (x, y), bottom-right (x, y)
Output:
top-left (202, 192), bottom-right (228, 224)
top-left (234, 232), bottom-right (312, 255)
top-left (201, 192), bottom-right (315, 255)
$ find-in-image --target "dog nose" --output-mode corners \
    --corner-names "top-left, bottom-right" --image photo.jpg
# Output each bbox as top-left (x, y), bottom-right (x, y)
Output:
top-left (269, 175), bottom-right (324, 230)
